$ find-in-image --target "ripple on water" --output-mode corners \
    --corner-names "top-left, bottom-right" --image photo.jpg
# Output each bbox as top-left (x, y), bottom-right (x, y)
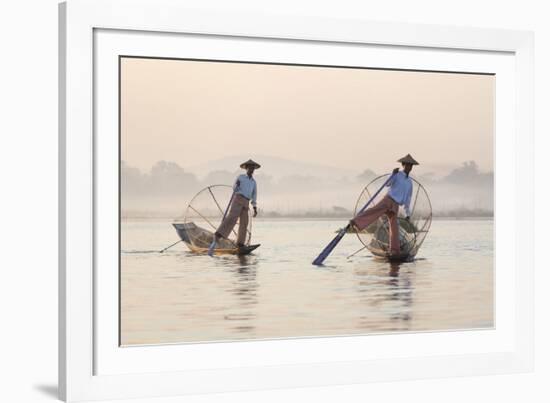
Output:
top-left (120, 219), bottom-right (494, 345)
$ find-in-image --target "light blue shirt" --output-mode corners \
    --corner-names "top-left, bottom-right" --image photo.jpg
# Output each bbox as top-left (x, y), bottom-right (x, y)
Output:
top-left (234, 174), bottom-right (258, 207)
top-left (387, 171), bottom-right (413, 216)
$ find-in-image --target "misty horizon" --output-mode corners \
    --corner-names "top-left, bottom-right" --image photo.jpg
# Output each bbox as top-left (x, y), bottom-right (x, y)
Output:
top-left (121, 156), bottom-right (494, 218)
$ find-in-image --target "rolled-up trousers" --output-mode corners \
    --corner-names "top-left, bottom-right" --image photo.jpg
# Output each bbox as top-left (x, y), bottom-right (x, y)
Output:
top-left (215, 193), bottom-right (249, 245)
top-left (351, 194), bottom-right (400, 255)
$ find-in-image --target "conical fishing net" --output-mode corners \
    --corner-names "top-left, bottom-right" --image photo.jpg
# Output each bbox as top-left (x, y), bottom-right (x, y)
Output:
top-left (354, 174), bottom-right (432, 259)
top-left (178, 185), bottom-right (253, 249)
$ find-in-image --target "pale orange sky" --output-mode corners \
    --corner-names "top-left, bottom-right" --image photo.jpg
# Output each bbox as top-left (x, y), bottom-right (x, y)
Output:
top-left (121, 57), bottom-right (494, 175)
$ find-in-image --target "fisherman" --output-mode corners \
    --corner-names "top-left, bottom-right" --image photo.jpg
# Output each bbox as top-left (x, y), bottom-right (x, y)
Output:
top-left (208, 159), bottom-right (260, 255)
top-left (349, 154), bottom-right (419, 257)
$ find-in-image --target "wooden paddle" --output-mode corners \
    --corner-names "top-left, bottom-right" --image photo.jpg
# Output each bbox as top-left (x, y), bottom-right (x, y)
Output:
top-left (312, 172), bottom-right (396, 266)
top-left (208, 191), bottom-right (236, 256)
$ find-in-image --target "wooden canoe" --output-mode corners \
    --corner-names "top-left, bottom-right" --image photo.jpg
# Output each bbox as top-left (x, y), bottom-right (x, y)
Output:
top-left (172, 222), bottom-right (260, 256)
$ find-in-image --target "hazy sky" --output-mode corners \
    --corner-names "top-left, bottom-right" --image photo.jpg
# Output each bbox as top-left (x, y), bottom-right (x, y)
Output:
top-left (121, 57), bottom-right (494, 175)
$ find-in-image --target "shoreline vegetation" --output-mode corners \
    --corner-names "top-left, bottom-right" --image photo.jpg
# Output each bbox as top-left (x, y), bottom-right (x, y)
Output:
top-left (122, 158), bottom-right (494, 221)
top-left (122, 208), bottom-right (493, 220)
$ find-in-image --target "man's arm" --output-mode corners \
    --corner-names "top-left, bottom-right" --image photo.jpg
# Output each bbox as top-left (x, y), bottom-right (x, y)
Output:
top-left (233, 176), bottom-right (241, 192)
top-left (387, 168), bottom-right (399, 187)
top-left (251, 182), bottom-right (258, 217)
top-left (404, 184), bottom-right (412, 218)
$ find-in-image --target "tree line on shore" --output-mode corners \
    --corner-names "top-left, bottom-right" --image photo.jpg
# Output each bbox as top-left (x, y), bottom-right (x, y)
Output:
top-left (122, 159), bottom-right (493, 196)
top-left (121, 159), bottom-right (494, 218)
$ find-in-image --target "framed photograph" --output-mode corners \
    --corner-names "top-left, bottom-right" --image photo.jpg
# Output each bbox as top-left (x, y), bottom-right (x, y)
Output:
top-left (59, 0), bottom-right (534, 401)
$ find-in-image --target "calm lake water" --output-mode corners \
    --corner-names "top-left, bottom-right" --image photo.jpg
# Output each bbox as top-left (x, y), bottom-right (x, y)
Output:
top-left (120, 219), bottom-right (493, 345)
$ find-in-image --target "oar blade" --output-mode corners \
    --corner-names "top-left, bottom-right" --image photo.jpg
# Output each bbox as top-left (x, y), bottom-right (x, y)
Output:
top-left (207, 240), bottom-right (217, 257)
top-left (312, 228), bottom-right (347, 266)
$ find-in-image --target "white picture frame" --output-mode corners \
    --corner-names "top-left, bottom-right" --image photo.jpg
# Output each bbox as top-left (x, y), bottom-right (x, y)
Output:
top-left (59, 0), bottom-right (534, 401)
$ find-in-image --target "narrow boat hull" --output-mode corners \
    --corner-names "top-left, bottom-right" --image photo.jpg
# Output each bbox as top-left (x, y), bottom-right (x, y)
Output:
top-left (172, 222), bottom-right (260, 255)
top-left (186, 243), bottom-right (261, 256)
top-left (368, 245), bottom-right (413, 262)
top-left (372, 252), bottom-right (413, 263)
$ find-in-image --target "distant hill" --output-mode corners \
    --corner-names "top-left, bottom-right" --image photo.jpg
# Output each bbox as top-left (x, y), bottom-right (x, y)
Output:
top-left (121, 157), bottom-right (494, 217)
top-left (186, 154), bottom-right (356, 180)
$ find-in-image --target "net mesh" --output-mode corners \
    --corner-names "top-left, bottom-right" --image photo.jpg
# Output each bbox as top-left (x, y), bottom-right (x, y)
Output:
top-left (178, 185), bottom-right (253, 249)
top-left (354, 174), bottom-right (432, 258)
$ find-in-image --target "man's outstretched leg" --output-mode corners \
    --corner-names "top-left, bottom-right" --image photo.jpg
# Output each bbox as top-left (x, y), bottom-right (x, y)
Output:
top-left (351, 196), bottom-right (392, 231)
top-left (208, 200), bottom-right (241, 256)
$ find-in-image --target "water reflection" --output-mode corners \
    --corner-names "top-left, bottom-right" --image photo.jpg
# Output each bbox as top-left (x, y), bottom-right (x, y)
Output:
top-left (224, 255), bottom-right (259, 335)
top-left (355, 260), bottom-right (414, 332)
top-left (121, 219), bottom-right (494, 345)
top-left (389, 261), bottom-right (400, 277)
top-left (387, 262), bottom-right (413, 324)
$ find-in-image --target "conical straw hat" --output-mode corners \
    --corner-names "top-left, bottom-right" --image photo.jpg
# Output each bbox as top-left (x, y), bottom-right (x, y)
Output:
top-left (397, 154), bottom-right (419, 165)
top-left (240, 159), bottom-right (261, 169)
